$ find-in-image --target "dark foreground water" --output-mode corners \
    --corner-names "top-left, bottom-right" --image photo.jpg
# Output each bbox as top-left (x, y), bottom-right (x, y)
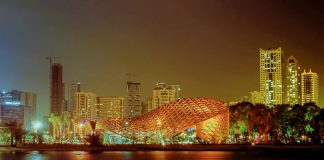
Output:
top-left (0, 151), bottom-right (320, 160)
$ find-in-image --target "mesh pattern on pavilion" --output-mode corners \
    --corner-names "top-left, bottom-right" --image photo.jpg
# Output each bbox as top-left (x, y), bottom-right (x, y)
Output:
top-left (97, 98), bottom-right (229, 142)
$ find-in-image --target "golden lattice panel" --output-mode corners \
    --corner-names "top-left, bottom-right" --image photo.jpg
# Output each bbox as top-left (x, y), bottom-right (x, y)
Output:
top-left (97, 98), bottom-right (229, 142)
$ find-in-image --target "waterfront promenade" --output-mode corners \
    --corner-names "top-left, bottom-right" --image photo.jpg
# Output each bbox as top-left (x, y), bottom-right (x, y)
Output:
top-left (1, 144), bottom-right (324, 152)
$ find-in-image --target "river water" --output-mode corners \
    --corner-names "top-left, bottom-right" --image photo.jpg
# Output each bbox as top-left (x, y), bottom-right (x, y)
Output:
top-left (0, 151), bottom-right (318, 160)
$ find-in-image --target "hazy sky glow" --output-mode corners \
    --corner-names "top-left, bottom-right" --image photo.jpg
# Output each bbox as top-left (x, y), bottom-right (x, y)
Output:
top-left (0, 0), bottom-right (323, 118)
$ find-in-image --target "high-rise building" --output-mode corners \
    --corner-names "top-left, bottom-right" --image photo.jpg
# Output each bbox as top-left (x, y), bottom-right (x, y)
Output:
top-left (286, 56), bottom-right (301, 105)
top-left (260, 47), bottom-right (283, 107)
top-left (62, 82), bottom-right (68, 112)
top-left (152, 83), bottom-right (180, 109)
top-left (74, 92), bottom-right (97, 137)
top-left (68, 81), bottom-right (81, 114)
top-left (126, 82), bottom-right (142, 118)
top-left (0, 90), bottom-right (36, 130)
top-left (96, 96), bottom-right (124, 119)
top-left (20, 92), bottom-right (37, 131)
top-left (142, 98), bottom-right (153, 114)
top-left (0, 90), bottom-right (24, 125)
top-left (301, 69), bottom-right (319, 105)
top-left (74, 92), bottom-right (97, 122)
top-left (50, 63), bottom-right (63, 116)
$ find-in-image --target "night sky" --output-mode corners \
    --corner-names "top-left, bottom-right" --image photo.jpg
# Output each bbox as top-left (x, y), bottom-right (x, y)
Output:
top-left (0, 0), bottom-right (323, 119)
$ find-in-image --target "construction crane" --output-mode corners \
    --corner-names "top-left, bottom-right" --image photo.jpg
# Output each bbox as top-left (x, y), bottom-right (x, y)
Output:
top-left (126, 73), bottom-right (136, 82)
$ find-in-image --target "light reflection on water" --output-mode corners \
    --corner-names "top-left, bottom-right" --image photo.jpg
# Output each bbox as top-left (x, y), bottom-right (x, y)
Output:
top-left (0, 151), bottom-right (316, 160)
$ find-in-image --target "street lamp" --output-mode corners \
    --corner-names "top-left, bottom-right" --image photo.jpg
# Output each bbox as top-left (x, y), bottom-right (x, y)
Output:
top-left (33, 121), bottom-right (42, 134)
top-left (79, 123), bottom-right (84, 138)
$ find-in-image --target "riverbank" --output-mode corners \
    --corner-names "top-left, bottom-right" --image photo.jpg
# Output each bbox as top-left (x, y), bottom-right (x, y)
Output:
top-left (1, 144), bottom-right (324, 152)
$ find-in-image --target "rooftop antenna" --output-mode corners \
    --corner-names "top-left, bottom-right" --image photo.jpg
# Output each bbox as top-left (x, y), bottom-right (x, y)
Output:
top-left (126, 73), bottom-right (134, 83)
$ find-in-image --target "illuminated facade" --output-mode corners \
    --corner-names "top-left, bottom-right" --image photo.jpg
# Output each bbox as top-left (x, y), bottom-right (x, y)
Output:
top-left (286, 56), bottom-right (301, 105)
top-left (0, 90), bottom-right (36, 130)
top-left (67, 81), bottom-right (81, 113)
top-left (260, 47), bottom-right (283, 107)
top-left (152, 83), bottom-right (180, 110)
top-left (20, 92), bottom-right (37, 130)
top-left (0, 90), bottom-right (24, 125)
top-left (50, 63), bottom-right (63, 116)
top-left (141, 98), bottom-right (153, 114)
top-left (126, 82), bottom-right (142, 118)
top-left (301, 69), bottom-right (319, 105)
top-left (74, 92), bottom-right (98, 122)
top-left (96, 96), bottom-right (124, 119)
top-left (98, 98), bottom-right (229, 144)
top-left (74, 92), bottom-right (97, 136)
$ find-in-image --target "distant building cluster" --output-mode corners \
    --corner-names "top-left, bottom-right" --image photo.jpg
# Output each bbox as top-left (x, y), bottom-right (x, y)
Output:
top-left (1, 47), bottom-right (319, 138)
top-left (231, 47), bottom-right (319, 107)
top-left (47, 61), bottom-right (181, 137)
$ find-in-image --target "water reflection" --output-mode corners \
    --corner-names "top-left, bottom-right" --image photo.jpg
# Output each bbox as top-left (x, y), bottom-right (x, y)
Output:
top-left (25, 151), bottom-right (46, 160)
top-left (0, 151), bottom-right (318, 160)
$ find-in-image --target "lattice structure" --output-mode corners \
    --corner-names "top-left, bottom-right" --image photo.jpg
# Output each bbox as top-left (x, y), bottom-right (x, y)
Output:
top-left (97, 98), bottom-right (229, 143)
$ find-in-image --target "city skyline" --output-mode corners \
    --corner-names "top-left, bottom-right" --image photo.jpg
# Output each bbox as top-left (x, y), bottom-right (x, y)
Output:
top-left (0, 0), bottom-right (323, 119)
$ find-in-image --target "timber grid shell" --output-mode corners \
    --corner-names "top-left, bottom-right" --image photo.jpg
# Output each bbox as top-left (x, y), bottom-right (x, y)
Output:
top-left (97, 98), bottom-right (229, 143)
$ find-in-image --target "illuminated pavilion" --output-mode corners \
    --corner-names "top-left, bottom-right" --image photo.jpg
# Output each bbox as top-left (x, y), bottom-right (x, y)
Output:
top-left (97, 98), bottom-right (229, 144)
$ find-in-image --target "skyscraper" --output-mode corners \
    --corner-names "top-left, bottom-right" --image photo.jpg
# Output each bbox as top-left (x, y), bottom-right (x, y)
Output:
top-left (74, 92), bottom-right (97, 137)
top-left (0, 90), bottom-right (24, 125)
top-left (96, 96), bottom-right (124, 119)
top-left (126, 82), bottom-right (142, 118)
top-left (0, 90), bottom-right (36, 130)
top-left (50, 63), bottom-right (63, 116)
top-left (74, 92), bottom-right (98, 122)
top-left (68, 81), bottom-right (81, 114)
top-left (286, 56), bottom-right (301, 105)
top-left (259, 47), bottom-right (283, 107)
top-left (152, 83), bottom-right (180, 110)
top-left (301, 69), bottom-right (319, 105)
top-left (20, 92), bottom-right (37, 131)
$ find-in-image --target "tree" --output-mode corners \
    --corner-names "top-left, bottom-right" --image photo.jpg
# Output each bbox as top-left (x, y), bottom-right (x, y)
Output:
top-left (5, 121), bottom-right (17, 146)
top-left (315, 109), bottom-right (324, 143)
top-left (61, 113), bottom-right (70, 139)
top-left (303, 103), bottom-right (320, 143)
top-left (48, 113), bottom-right (61, 141)
top-left (85, 133), bottom-right (103, 146)
top-left (4, 121), bottom-right (26, 146)
top-left (229, 102), bottom-right (252, 143)
top-left (272, 104), bottom-right (292, 144)
top-left (250, 104), bottom-right (273, 143)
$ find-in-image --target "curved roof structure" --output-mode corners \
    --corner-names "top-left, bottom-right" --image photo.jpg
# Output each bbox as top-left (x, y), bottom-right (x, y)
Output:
top-left (97, 98), bottom-right (229, 143)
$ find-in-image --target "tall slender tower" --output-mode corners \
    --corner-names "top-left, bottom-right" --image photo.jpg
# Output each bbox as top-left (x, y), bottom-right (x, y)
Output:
top-left (68, 81), bottom-right (81, 114)
top-left (260, 47), bottom-right (283, 107)
top-left (286, 56), bottom-right (301, 105)
top-left (50, 63), bottom-right (63, 116)
top-left (126, 82), bottom-right (142, 118)
top-left (301, 69), bottom-right (319, 105)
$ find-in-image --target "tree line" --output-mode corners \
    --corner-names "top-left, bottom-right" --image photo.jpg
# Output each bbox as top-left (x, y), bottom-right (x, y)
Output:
top-left (229, 102), bottom-right (324, 144)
